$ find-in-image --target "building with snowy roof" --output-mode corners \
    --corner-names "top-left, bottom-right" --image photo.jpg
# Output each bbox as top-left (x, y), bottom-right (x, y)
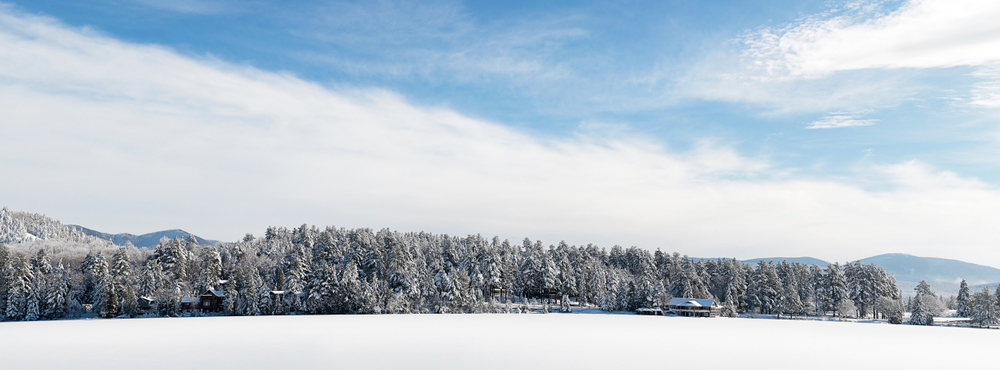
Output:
top-left (180, 289), bottom-right (226, 313)
top-left (666, 298), bottom-right (721, 318)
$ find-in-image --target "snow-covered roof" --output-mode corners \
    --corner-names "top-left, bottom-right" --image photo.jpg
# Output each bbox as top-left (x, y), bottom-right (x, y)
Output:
top-left (181, 297), bottom-right (199, 303)
top-left (200, 290), bottom-right (225, 297)
top-left (270, 290), bottom-right (286, 295)
top-left (668, 298), bottom-right (715, 307)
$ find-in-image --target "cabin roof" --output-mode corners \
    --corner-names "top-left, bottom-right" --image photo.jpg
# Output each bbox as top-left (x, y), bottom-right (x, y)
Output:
top-left (668, 298), bottom-right (715, 307)
top-left (200, 290), bottom-right (225, 297)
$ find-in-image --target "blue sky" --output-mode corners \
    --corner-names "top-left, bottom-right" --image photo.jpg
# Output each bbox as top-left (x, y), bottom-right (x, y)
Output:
top-left (18, 0), bottom-right (994, 180)
top-left (3, 0), bottom-right (1000, 266)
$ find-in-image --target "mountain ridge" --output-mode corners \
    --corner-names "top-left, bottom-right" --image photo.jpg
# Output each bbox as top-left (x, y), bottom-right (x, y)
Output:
top-left (732, 253), bottom-right (1000, 287)
top-left (740, 257), bottom-right (831, 266)
top-left (67, 225), bottom-right (219, 248)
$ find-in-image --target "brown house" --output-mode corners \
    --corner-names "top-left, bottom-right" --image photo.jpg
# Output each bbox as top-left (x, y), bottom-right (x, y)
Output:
top-left (180, 290), bottom-right (226, 313)
top-left (198, 290), bottom-right (225, 312)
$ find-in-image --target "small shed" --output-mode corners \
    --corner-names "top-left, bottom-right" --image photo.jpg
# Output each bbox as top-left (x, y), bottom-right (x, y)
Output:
top-left (636, 308), bottom-right (664, 316)
top-left (137, 296), bottom-right (156, 311)
top-left (180, 296), bottom-right (199, 311)
top-left (667, 298), bottom-right (721, 318)
top-left (484, 284), bottom-right (508, 300)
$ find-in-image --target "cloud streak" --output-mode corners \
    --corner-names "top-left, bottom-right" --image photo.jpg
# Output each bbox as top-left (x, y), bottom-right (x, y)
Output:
top-left (680, 0), bottom-right (1000, 116)
top-left (740, 0), bottom-right (1000, 78)
top-left (806, 115), bottom-right (879, 129)
top-left (5, 7), bottom-right (1000, 266)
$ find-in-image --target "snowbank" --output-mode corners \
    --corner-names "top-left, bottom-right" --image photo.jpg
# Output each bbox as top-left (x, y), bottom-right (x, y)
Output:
top-left (0, 314), bottom-right (995, 369)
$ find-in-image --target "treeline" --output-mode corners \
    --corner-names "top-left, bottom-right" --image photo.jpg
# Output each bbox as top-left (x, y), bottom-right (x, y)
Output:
top-left (2, 223), bottom-right (907, 322)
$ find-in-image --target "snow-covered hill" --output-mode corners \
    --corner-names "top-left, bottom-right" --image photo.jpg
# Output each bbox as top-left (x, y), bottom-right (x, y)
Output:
top-left (741, 256), bottom-right (831, 266)
top-left (0, 207), bottom-right (83, 244)
top-left (0, 314), bottom-right (995, 370)
top-left (738, 254), bottom-right (1000, 293)
top-left (0, 207), bottom-right (130, 263)
top-left (858, 253), bottom-right (1000, 285)
top-left (66, 225), bottom-right (219, 248)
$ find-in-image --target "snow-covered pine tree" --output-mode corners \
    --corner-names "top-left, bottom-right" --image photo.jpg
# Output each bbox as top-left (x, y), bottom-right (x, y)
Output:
top-left (340, 262), bottom-right (362, 313)
top-left (30, 248), bottom-right (52, 275)
top-left (23, 277), bottom-right (40, 321)
top-left (956, 279), bottom-right (971, 318)
top-left (96, 270), bottom-right (118, 318)
top-left (0, 244), bottom-right (10, 314)
top-left (824, 263), bottom-right (848, 317)
top-left (909, 281), bottom-right (939, 325)
top-left (305, 261), bottom-right (337, 314)
top-left (775, 261), bottom-right (803, 317)
top-left (44, 264), bottom-right (69, 319)
top-left (517, 239), bottom-right (539, 298)
top-left (5, 256), bottom-right (32, 320)
top-left (199, 247), bottom-right (222, 291)
top-left (109, 248), bottom-right (137, 316)
top-left (876, 295), bottom-right (904, 324)
top-left (481, 245), bottom-right (502, 302)
top-left (968, 287), bottom-right (998, 328)
top-left (258, 283), bottom-right (273, 315)
top-left (557, 254), bottom-right (577, 298)
top-left (748, 261), bottom-right (781, 314)
top-left (283, 245), bottom-right (310, 293)
top-left (153, 238), bottom-right (189, 288)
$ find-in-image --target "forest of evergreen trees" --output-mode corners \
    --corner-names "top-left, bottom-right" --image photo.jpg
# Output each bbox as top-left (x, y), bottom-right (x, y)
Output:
top-left (3, 207), bottom-right (998, 327)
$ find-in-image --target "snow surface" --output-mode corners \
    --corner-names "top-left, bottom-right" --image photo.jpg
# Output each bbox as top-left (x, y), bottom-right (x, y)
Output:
top-left (0, 314), bottom-right (996, 369)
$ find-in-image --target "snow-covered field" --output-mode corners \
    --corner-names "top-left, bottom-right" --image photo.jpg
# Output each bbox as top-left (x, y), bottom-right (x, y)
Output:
top-left (1, 314), bottom-right (995, 369)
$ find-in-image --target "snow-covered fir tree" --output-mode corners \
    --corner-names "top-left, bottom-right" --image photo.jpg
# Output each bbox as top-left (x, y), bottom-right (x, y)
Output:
top-left (909, 281), bottom-right (940, 326)
top-left (968, 287), bottom-right (998, 328)
top-left (956, 280), bottom-right (971, 318)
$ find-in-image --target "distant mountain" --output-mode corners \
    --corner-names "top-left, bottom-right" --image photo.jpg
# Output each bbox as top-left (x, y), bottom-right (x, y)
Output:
top-left (733, 253), bottom-right (1000, 297)
top-left (857, 253), bottom-right (1000, 285)
top-left (67, 225), bottom-right (219, 248)
top-left (741, 257), bottom-right (830, 266)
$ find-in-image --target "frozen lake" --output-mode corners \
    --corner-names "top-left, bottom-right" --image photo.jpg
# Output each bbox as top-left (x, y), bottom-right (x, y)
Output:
top-left (0, 313), bottom-right (995, 369)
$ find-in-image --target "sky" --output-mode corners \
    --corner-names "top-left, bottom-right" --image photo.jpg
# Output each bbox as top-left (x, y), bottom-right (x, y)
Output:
top-left (3, 0), bottom-right (1000, 266)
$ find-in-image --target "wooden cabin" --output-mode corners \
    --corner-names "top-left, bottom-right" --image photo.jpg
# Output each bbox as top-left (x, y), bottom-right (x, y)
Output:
top-left (484, 284), bottom-right (509, 300)
top-left (198, 290), bottom-right (225, 312)
top-left (666, 298), bottom-right (721, 318)
top-left (180, 290), bottom-right (226, 313)
top-left (180, 297), bottom-right (198, 311)
top-left (538, 289), bottom-right (560, 301)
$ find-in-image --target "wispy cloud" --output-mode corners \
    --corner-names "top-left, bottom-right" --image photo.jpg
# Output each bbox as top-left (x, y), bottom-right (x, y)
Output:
top-left (806, 115), bottom-right (879, 129)
top-left (290, 0), bottom-right (587, 83)
top-left (740, 0), bottom-right (1000, 79)
top-left (679, 0), bottom-right (1000, 116)
top-left (128, 0), bottom-right (242, 15)
top-left (970, 65), bottom-right (1000, 108)
top-left (6, 6), bottom-right (1000, 266)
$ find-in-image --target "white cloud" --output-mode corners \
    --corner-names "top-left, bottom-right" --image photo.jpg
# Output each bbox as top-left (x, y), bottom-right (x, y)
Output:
top-left (806, 115), bottom-right (879, 129)
top-left (970, 65), bottom-right (1000, 108)
top-left (680, 0), bottom-right (1000, 114)
top-left (128, 0), bottom-right (240, 15)
top-left (5, 7), bottom-right (1000, 267)
top-left (741, 0), bottom-right (1000, 79)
